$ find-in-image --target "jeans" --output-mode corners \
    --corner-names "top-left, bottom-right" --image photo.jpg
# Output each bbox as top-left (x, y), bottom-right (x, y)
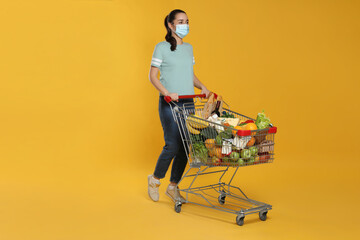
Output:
top-left (153, 96), bottom-right (194, 184)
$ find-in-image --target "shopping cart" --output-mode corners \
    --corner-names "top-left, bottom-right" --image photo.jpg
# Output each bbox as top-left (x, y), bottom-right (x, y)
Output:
top-left (164, 94), bottom-right (277, 226)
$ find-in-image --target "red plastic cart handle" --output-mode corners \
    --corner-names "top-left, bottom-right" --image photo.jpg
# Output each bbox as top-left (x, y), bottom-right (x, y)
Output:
top-left (164, 93), bottom-right (217, 103)
top-left (237, 126), bottom-right (277, 136)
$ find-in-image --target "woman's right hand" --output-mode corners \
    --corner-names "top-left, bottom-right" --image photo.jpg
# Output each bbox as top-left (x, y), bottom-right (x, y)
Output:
top-left (166, 92), bottom-right (179, 102)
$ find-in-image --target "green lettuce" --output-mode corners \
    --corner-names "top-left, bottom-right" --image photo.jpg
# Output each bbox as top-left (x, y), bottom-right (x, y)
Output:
top-left (255, 110), bottom-right (271, 129)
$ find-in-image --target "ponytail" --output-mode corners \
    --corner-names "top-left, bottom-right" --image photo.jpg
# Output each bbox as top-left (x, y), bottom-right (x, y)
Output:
top-left (164, 9), bottom-right (186, 51)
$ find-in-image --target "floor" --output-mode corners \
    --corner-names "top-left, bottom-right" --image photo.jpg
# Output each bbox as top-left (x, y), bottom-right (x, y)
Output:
top-left (0, 154), bottom-right (359, 240)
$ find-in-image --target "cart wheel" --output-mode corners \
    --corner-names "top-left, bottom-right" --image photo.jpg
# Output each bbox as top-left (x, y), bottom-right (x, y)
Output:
top-left (175, 202), bottom-right (182, 213)
top-left (259, 210), bottom-right (267, 221)
top-left (236, 214), bottom-right (245, 226)
top-left (218, 195), bottom-right (226, 205)
top-left (218, 190), bottom-right (226, 205)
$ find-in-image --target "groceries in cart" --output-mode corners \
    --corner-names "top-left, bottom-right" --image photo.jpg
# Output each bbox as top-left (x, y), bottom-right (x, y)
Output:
top-left (166, 93), bottom-right (277, 225)
top-left (186, 94), bottom-right (276, 167)
top-left (167, 93), bottom-right (277, 225)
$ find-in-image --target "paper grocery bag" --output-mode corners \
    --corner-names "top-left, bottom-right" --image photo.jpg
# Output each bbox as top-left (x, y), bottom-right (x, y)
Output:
top-left (217, 95), bottom-right (224, 115)
top-left (201, 93), bottom-right (216, 119)
top-left (201, 93), bottom-right (224, 119)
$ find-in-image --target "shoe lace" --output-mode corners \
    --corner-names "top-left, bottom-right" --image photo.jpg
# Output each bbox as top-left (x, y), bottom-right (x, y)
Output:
top-left (149, 175), bottom-right (160, 187)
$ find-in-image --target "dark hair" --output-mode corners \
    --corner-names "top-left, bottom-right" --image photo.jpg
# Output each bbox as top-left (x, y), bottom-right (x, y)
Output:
top-left (164, 9), bottom-right (186, 51)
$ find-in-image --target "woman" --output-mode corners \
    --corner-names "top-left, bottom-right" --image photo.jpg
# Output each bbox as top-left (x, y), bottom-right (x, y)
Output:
top-left (148, 9), bottom-right (211, 202)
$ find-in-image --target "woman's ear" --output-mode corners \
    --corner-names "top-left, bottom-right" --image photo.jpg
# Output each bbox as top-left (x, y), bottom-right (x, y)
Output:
top-left (168, 22), bottom-right (175, 31)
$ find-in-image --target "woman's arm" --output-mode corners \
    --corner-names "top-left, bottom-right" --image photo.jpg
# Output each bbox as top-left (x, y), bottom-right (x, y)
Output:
top-left (193, 73), bottom-right (211, 98)
top-left (149, 66), bottom-right (178, 101)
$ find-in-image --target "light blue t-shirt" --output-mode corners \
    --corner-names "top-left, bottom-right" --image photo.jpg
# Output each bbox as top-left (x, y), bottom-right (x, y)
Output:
top-left (150, 41), bottom-right (195, 96)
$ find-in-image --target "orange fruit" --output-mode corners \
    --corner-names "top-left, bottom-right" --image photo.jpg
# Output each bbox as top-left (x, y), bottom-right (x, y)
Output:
top-left (214, 147), bottom-right (223, 159)
top-left (243, 122), bottom-right (257, 131)
top-left (246, 137), bottom-right (255, 147)
top-left (243, 122), bottom-right (258, 136)
top-left (205, 139), bottom-right (216, 150)
top-left (232, 125), bottom-right (243, 135)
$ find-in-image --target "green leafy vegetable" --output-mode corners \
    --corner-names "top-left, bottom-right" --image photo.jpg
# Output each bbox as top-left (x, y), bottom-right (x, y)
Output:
top-left (200, 127), bottom-right (218, 140)
top-left (219, 128), bottom-right (233, 139)
top-left (192, 142), bottom-right (208, 163)
top-left (255, 110), bottom-right (271, 129)
top-left (221, 111), bottom-right (235, 118)
top-left (190, 134), bottom-right (202, 142)
top-left (215, 135), bottom-right (223, 145)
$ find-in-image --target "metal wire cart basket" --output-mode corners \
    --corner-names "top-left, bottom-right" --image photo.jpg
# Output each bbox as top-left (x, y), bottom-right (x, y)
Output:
top-left (165, 94), bottom-right (278, 226)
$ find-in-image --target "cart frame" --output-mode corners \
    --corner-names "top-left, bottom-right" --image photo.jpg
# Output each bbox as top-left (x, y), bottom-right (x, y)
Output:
top-left (166, 94), bottom-right (277, 226)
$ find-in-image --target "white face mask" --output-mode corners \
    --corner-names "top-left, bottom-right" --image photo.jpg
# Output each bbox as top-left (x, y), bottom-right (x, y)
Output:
top-left (172, 24), bottom-right (189, 38)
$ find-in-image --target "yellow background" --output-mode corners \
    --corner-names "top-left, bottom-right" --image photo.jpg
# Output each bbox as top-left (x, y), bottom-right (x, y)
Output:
top-left (1, 0), bottom-right (359, 239)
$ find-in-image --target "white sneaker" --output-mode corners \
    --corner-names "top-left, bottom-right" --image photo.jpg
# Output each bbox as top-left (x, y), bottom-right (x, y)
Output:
top-left (166, 185), bottom-right (186, 203)
top-left (148, 175), bottom-right (160, 202)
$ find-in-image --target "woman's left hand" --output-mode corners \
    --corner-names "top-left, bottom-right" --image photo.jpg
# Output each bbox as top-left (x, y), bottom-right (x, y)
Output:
top-left (201, 87), bottom-right (211, 98)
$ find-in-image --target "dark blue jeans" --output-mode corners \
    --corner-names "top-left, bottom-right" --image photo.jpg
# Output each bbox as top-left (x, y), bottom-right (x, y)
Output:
top-left (153, 96), bottom-right (194, 184)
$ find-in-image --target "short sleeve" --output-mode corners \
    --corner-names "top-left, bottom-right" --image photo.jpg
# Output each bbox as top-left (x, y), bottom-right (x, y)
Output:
top-left (151, 44), bottom-right (163, 68)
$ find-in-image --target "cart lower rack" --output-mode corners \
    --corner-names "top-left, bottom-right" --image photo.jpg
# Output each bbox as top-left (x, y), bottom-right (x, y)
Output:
top-left (166, 94), bottom-right (277, 226)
